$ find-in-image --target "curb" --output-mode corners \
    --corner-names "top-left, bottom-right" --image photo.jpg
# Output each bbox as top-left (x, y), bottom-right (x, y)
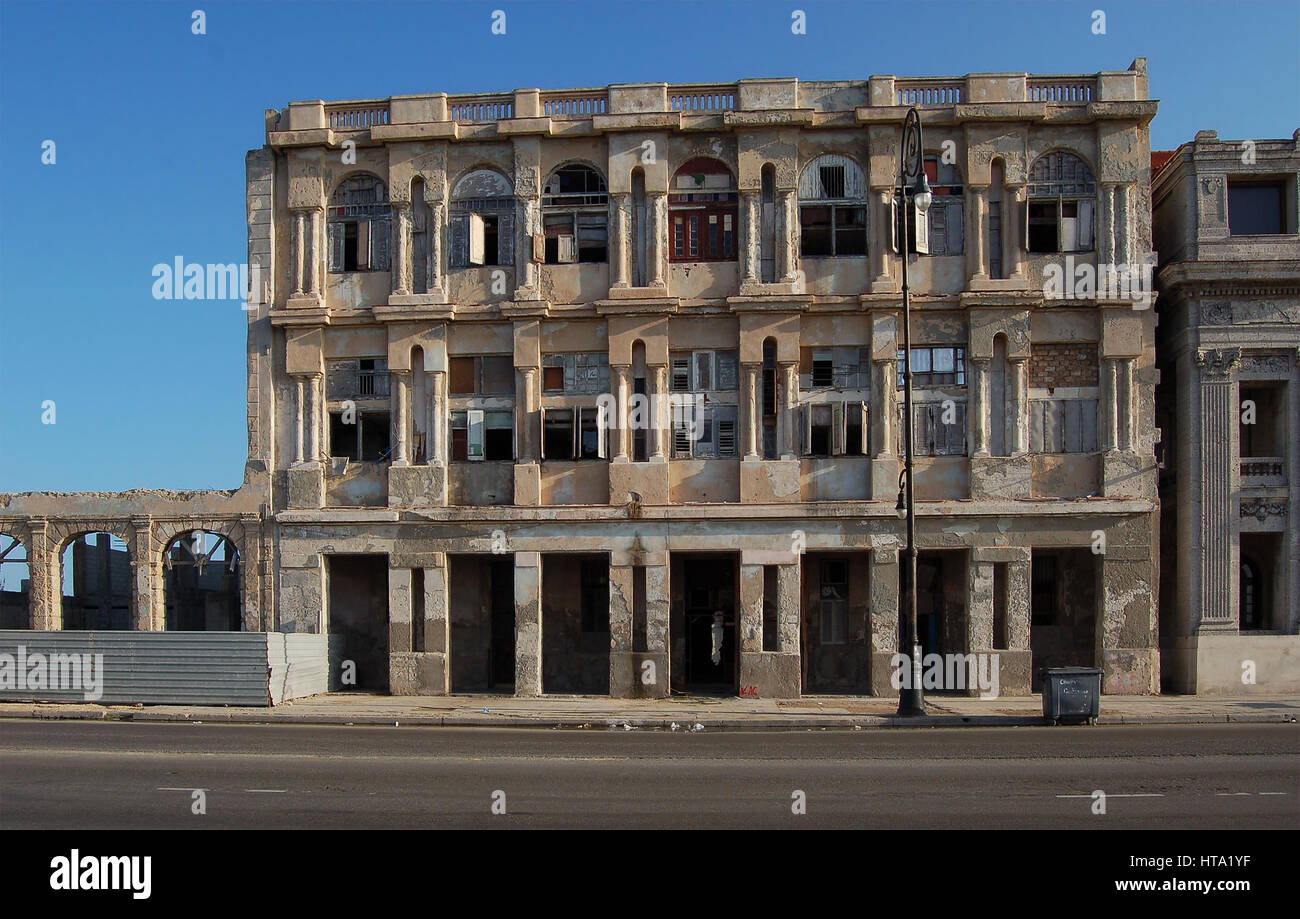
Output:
top-left (3, 707), bottom-right (1295, 731)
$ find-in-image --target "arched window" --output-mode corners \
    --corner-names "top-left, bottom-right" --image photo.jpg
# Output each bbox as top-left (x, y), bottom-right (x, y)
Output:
top-left (923, 155), bottom-right (964, 256)
top-left (799, 154), bottom-right (867, 257)
top-left (328, 174), bottom-right (391, 272)
top-left (542, 163), bottom-right (608, 264)
top-left (1027, 151), bottom-right (1096, 253)
top-left (669, 157), bottom-right (738, 262)
top-left (0, 534), bottom-right (30, 629)
top-left (164, 531), bottom-right (241, 631)
top-left (450, 168), bottom-right (515, 268)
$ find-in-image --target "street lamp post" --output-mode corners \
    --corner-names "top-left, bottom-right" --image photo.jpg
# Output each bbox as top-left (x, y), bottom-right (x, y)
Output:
top-left (895, 107), bottom-right (931, 718)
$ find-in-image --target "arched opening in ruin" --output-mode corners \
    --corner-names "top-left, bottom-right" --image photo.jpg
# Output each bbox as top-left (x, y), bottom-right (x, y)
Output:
top-left (62, 532), bottom-right (131, 630)
top-left (0, 533), bottom-right (30, 628)
top-left (163, 530), bottom-right (241, 631)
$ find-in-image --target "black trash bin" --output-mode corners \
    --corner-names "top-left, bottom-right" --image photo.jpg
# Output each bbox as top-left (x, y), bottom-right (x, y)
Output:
top-left (1041, 666), bottom-right (1102, 725)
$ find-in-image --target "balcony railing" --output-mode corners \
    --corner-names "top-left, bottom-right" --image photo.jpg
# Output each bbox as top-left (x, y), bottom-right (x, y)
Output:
top-left (670, 86), bottom-right (737, 112)
top-left (1240, 457), bottom-right (1287, 487)
top-left (1027, 78), bottom-right (1095, 103)
top-left (326, 102), bottom-right (391, 129)
top-left (541, 90), bottom-right (608, 117)
top-left (358, 370), bottom-right (391, 398)
top-left (896, 79), bottom-right (963, 106)
top-left (449, 95), bottom-right (514, 123)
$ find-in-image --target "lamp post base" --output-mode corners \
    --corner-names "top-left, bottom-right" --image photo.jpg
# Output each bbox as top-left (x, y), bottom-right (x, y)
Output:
top-left (896, 688), bottom-right (927, 717)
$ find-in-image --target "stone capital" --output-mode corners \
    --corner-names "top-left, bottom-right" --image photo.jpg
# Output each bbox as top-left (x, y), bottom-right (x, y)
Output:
top-left (1195, 347), bottom-right (1240, 382)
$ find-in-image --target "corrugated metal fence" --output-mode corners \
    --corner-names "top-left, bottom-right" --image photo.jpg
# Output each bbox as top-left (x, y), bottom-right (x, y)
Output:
top-left (0, 631), bottom-right (328, 706)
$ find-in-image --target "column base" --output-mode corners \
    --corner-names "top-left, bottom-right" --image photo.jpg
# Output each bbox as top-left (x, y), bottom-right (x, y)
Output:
top-left (738, 652), bottom-right (801, 698)
top-left (287, 462), bottom-right (325, 509)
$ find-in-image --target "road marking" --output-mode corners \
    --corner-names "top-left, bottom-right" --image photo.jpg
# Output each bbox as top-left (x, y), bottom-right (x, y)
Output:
top-left (1216, 792), bottom-right (1252, 796)
top-left (1055, 793), bottom-right (1165, 798)
top-left (246, 789), bottom-right (287, 793)
top-left (1259, 792), bottom-right (1287, 796)
top-left (156, 787), bottom-right (205, 792)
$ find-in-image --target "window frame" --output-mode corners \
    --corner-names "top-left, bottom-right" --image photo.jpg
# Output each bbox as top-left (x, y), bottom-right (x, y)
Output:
top-left (798, 154), bottom-right (868, 258)
top-left (669, 158), bottom-right (739, 263)
top-left (327, 174), bottom-right (392, 273)
top-left (1026, 151), bottom-right (1097, 254)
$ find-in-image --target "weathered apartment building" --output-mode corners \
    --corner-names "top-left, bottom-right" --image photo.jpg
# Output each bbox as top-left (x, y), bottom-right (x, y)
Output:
top-left (1154, 129), bottom-right (1300, 694)
top-left (1, 60), bottom-right (1164, 699)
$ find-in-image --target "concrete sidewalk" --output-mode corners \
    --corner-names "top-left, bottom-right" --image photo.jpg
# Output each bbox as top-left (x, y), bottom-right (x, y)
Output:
top-left (3, 693), bottom-right (1298, 730)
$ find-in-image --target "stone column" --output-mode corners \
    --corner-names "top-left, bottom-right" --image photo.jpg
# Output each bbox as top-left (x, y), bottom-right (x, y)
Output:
top-left (873, 189), bottom-right (893, 285)
top-left (1099, 183), bottom-right (1116, 267)
top-left (776, 562), bottom-right (800, 655)
top-left (1117, 358), bottom-right (1136, 452)
top-left (518, 367), bottom-right (538, 462)
top-left (650, 364), bottom-right (667, 461)
top-left (1007, 357), bottom-right (1028, 455)
top-left (393, 201), bottom-right (412, 294)
top-left (514, 552), bottom-right (542, 696)
top-left (742, 191), bottom-right (760, 282)
top-left (423, 556), bottom-right (450, 693)
top-left (292, 375), bottom-right (306, 465)
top-left (869, 545), bottom-right (900, 695)
top-left (1096, 550), bottom-right (1159, 694)
top-left (608, 564), bottom-right (633, 655)
top-left (873, 357), bottom-right (897, 457)
top-left (612, 364), bottom-right (631, 461)
top-left (1099, 359), bottom-right (1118, 452)
top-left (308, 208), bottom-right (322, 295)
top-left (1006, 549), bottom-right (1032, 651)
top-left (388, 566), bottom-right (413, 653)
top-left (743, 363), bottom-right (761, 461)
top-left (645, 563), bottom-right (670, 655)
top-left (965, 554), bottom-right (995, 679)
top-left (1195, 349), bottom-right (1240, 626)
top-left (779, 362), bottom-right (797, 460)
top-left (392, 370), bottom-right (410, 465)
top-left (292, 210), bottom-right (306, 295)
top-left (519, 198), bottom-right (539, 294)
top-left (429, 370), bottom-right (445, 465)
top-left (971, 357), bottom-right (991, 456)
top-left (968, 185), bottom-right (988, 281)
top-left (428, 199), bottom-right (444, 292)
top-left (611, 193), bottom-right (630, 288)
top-left (238, 514), bottom-right (263, 633)
top-left (739, 563), bottom-right (764, 653)
top-left (26, 519), bottom-right (55, 630)
top-left (648, 192), bottom-right (666, 287)
top-left (131, 516), bottom-right (155, 631)
top-left (779, 189), bottom-right (798, 281)
top-left (1006, 185), bottom-right (1026, 279)
top-left (307, 373), bottom-right (322, 462)
top-left (1116, 184), bottom-right (1132, 267)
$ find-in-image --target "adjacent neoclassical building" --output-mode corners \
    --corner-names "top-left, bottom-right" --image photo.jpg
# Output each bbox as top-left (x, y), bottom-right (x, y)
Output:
top-left (0, 61), bottom-right (1164, 698)
top-left (1153, 129), bottom-right (1300, 694)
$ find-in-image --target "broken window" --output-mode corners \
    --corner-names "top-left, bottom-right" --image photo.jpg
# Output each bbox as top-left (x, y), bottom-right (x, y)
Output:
top-left (799, 154), bottom-right (868, 257)
top-left (901, 402), bottom-right (967, 457)
top-left (897, 347), bottom-right (966, 388)
top-left (542, 164), bottom-right (609, 263)
top-left (1027, 151), bottom-right (1096, 253)
top-left (671, 401), bottom-right (738, 459)
top-left (0, 534), bottom-right (30, 629)
top-left (540, 405), bottom-right (608, 460)
top-left (450, 168), bottom-right (515, 268)
top-left (924, 156), bottom-right (965, 256)
top-left (448, 355), bottom-right (515, 395)
top-left (1228, 181), bottom-right (1287, 235)
top-left (326, 358), bottom-right (390, 400)
top-left (669, 158), bottom-right (738, 262)
top-left (164, 531), bottom-right (241, 632)
top-left (800, 401), bottom-right (868, 456)
top-left (451, 409), bottom-right (513, 461)
top-left (540, 352), bottom-right (610, 395)
top-left (329, 410), bottom-right (392, 461)
top-left (668, 350), bottom-right (739, 392)
top-left (328, 174), bottom-right (391, 272)
top-left (800, 346), bottom-right (871, 391)
top-left (1030, 398), bottom-right (1099, 454)
top-left (61, 533), bottom-right (131, 631)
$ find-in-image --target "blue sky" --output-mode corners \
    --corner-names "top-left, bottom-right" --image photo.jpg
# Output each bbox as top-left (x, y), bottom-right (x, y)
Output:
top-left (1, 0), bottom-right (1297, 493)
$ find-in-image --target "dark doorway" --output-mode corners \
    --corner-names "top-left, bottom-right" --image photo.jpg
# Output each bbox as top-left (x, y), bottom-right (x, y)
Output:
top-left (678, 555), bottom-right (738, 693)
top-left (1029, 548), bottom-right (1097, 691)
top-left (326, 554), bottom-right (390, 691)
top-left (449, 555), bottom-right (515, 692)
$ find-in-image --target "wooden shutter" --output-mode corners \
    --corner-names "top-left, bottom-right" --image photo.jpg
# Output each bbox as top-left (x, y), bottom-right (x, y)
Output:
top-left (801, 405), bottom-right (812, 455)
top-left (947, 199), bottom-right (964, 254)
top-left (596, 403), bottom-right (609, 459)
top-left (911, 200), bottom-right (929, 255)
top-left (537, 405), bottom-right (546, 461)
top-left (859, 402), bottom-right (870, 455)
top-left (671, 356), bottom-right (691, 392)
top-left (672, 399), bottom-right (693, 457)
top-left (946, 402), bottom-right (967, 455)
top-left (370, 218), bottom-right (390, 271)
top-left (356, 220), bottom-right (371, 270)
top-left (328, 222), bottom-right (344, 271)
top-left (449, 214), bottom-right (469, 268)
top-left (832, 401), bottom-right (846, 455)
top-left (497, 210), bottom-right (514, 267)
top-left (1077, 199), bottom-right (1095, 252)
top-left (929, 204), bottom-right (947, 255)
top-left (468, 213), bottom-right (486, 265)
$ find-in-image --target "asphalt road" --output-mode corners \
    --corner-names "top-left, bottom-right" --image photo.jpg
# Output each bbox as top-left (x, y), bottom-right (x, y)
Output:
top-left (1, 721), bottom-right (1296, 829)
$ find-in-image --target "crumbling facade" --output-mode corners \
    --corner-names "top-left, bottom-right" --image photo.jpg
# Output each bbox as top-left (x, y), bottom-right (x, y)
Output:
top-left (1153, 130), bottom-right (1300, 694)
top-left (1, 62), bottom-right (1164, 698)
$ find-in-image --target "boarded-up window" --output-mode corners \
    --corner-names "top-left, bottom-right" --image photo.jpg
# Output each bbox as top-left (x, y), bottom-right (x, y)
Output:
top-left (900, 402), bottom-right (967, 456)
top-left (1030, 399), bottom-right (1099, 453)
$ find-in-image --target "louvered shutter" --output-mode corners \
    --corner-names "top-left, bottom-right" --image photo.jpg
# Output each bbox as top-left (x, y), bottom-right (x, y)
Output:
top-left (947, 199), bottom-right (964, 254)
top-left (496, 210), bottom-right (514, 267)
top-left (328, 222), bottom-right (344, 272)
top-left (370, 217), bottom-right (390, 271)
top-left (450, 214), bottom-right (469, 268)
